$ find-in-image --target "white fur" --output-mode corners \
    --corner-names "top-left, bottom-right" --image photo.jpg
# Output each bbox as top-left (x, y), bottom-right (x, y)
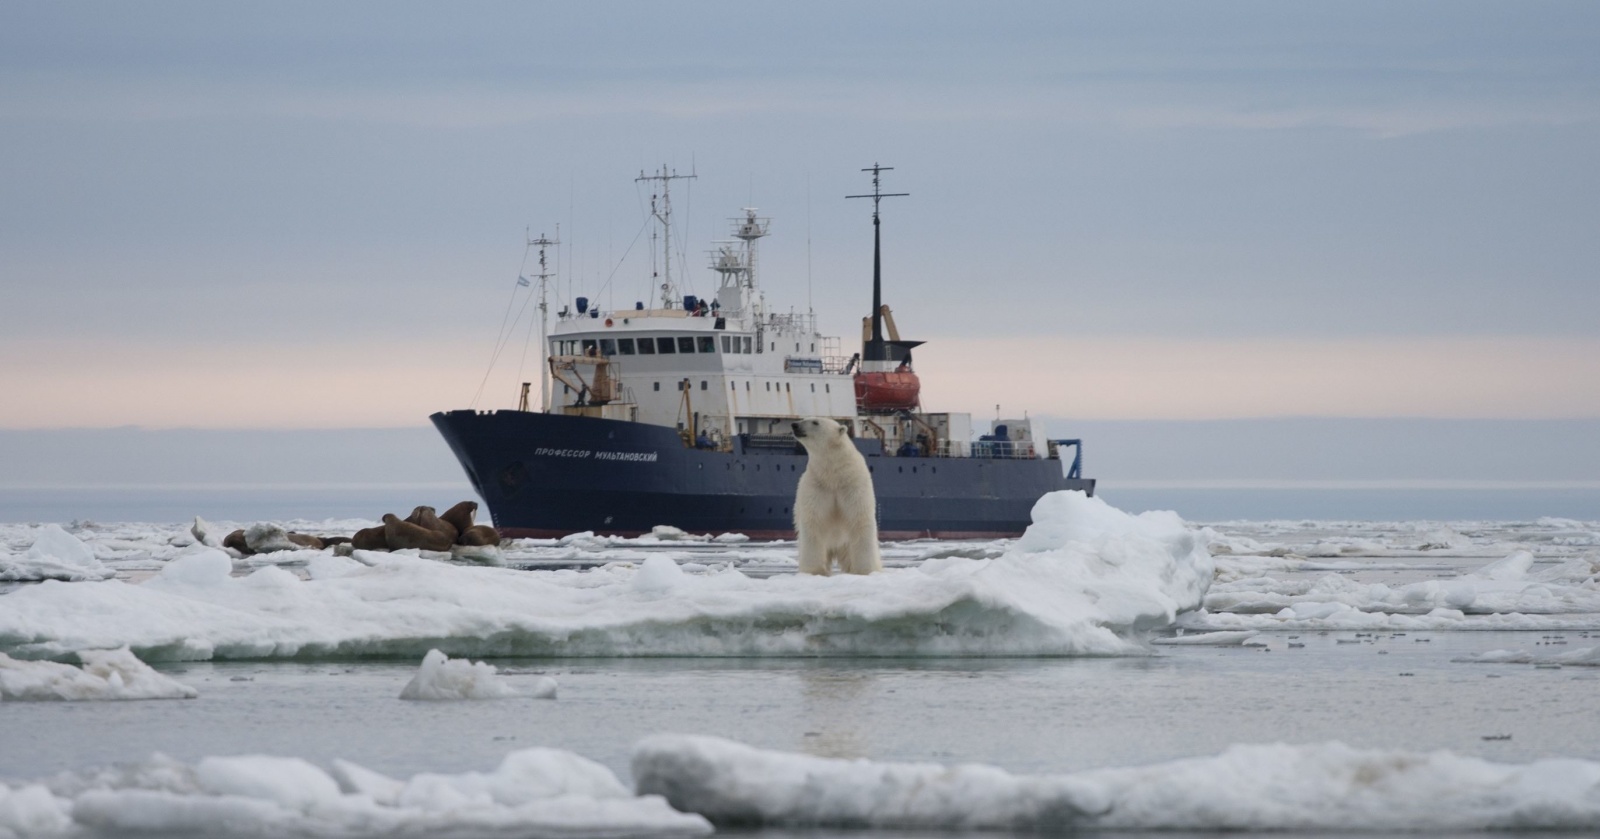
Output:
top-left (791, 417), bottom-right (882, 575)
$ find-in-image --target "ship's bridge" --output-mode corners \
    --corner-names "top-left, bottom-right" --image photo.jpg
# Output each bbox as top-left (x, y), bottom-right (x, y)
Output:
top-left (546, 302), bottom-right (852, 447)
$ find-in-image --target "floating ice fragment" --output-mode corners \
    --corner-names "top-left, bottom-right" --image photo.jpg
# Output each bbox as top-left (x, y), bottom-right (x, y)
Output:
top-left (36, 749), bottom-right (709, 837)
top-left (1151, 631), bottom-right (1259, 646)
top-left (399, 649), bottom-right (518, 700)
top-left (0, 647), bottom-right (197, 701)
top-left (632, 734), bottom-right (1600, 832)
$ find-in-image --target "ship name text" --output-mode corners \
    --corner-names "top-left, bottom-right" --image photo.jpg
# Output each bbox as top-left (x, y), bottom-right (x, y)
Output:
top-left (535, 447), bottom-right (659, 463)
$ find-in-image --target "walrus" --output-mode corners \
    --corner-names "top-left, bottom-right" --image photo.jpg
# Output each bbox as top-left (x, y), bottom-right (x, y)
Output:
top-left (222, 529), bottom-right (254, 555)
top-left (320, 535), bottom-right (352, 547)
top-left (351, 526), bottom-right (388, 551)
top-left (456, 524), bottom-right (501, 547)
top-left (439, 501), bottom-right (478, 537)
top-left (404, 505), bottom-right (459, 545)
top-left (284, 532), bottom-right (326, 550)
top-left (383, 513), bottom-right (455, 552)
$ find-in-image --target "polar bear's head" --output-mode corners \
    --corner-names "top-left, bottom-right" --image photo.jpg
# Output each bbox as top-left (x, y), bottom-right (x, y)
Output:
top-left (791, 416), bottom-right (848, 447)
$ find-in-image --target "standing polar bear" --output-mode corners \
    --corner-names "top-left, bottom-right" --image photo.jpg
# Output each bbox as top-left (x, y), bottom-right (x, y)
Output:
top-left (791, 417), bottom-right (882, 575)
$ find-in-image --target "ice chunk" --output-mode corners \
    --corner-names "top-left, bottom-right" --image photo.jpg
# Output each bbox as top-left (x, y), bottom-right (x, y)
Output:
top-left (0, 648), bottom-right (196, 701)
top-left (50, 749), bottom-right (709, 838)
top-left (449, 544), bottom-right (506, 566)
top-left (650, 525), bottom-right (691, 540)
top-left (399, 649), bottom-right (518, 700)
top-left (155, 546), bottom-right (235, 587)
top-left (633, 734), bottom-right (1600, 832)
top-left (196, 756), bottom-right (341, 811)
top-left (0, 524), bottom-right (114, 582)
top-left (0, 783), bottom-right (73, 836)
top-left (1151, 630), bottom-right (1259, 646)
top-left (244, 523), bottom-right (299, 553)
top-left (190, 516), bottom-right (222, 548)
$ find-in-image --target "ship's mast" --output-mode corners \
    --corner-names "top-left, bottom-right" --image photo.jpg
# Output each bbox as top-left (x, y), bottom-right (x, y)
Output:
top-left (529, 228), bottom-right (559, 411)
top-left (636, 165), bottom-right (697, 308)
top-left (846, 163), bottom-right (908, 361)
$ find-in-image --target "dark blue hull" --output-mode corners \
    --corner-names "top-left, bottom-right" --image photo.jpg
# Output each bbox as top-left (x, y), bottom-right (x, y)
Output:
top-left (431, 410), bottom-right (1095, 539)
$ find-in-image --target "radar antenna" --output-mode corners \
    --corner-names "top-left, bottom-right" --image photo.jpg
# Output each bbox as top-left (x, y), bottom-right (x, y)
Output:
top-left (529, 228), bottom-right (559, 411)
top-left (846, 163), bottom-right (909, 361)
top-left (636, 165), bottom-right (697, 308)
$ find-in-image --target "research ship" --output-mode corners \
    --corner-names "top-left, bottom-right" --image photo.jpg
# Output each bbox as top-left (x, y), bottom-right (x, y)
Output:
top-left (432, 165), bottom-right (1094, 539)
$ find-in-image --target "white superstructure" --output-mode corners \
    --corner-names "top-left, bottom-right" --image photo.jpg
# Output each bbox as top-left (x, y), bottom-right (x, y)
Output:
top-left (546, 201), bottom-right (853, 449)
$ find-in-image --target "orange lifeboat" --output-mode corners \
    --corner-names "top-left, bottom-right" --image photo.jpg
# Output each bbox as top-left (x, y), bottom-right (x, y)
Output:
top-left (854, 370), bottom-right (921, 412)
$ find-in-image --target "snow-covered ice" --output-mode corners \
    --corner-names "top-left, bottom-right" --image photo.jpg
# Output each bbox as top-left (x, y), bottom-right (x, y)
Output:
top-left (633, 734), bottom-right (1600, 832)
top-left (0, 647), bottom-right (196, 701)
top-left (0, 748), bottom-right (709, 838)
top-left (1181, 547), bottom-right (1600, 633)
top-left (398, 649), bottom-right (554, 700)
top-left (0, 525), bottom-right (112, 583)
top-left (0, 492), bottom-right (1214, 660)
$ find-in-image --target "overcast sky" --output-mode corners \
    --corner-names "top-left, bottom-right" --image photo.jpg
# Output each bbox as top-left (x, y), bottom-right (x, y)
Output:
top-left (3, 1), bottom-right (1597, 428)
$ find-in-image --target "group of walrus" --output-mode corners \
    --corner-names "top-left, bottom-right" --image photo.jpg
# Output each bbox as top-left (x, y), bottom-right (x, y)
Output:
top-left (219, 501), bottom-right (500, 556)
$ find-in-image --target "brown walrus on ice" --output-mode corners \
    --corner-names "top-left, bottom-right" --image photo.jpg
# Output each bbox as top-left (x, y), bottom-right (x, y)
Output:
top-left (350, 526), bottom-right (387, 551)
top-left (404, 505), bottom-right (459, 544)
top-left (457, 524), bottom-right (501, 546)
top-left (383, 512), bottom-right (455, 552)
top-left (439, 501), bottom-right (478, 535)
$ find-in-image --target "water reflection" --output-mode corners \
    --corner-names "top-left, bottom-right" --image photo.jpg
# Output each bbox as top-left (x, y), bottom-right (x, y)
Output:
top-left (797, 667), bottom-right (876, 759)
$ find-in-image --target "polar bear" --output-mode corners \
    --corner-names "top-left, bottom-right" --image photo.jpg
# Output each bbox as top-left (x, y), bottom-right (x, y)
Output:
top-left (791, 417), bottom-right (882, 575)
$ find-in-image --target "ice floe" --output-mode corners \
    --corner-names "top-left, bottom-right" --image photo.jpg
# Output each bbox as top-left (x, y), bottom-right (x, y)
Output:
top-left (0, 525), bottom-right (113, 583)
top-left (398, 649), bottom-right (555, 700)
top-left (1454, 645), bottom-right (1600, 667)
top-left (0, 748), bottom-right (709, 838)
top-left (1184, 548), bottom-right (1600, 632)
top-left (0, 492), bottom-right (1212, 661)
top-left (633, 734), bottom-right (1600, 832)
top-left (0, 647), bottom-right (195, 701)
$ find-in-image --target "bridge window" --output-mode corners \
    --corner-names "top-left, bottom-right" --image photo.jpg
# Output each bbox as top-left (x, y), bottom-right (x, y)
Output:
top-left (653, 382), bottom-right (660, 391)
top-left (698, 336), bottom-right (716, 353)
top-left (765, 382), bottom-right (771, 391)
top-left (700, 380), bottom-right (708, 391)
top-left (599, 339), bottom-right (616, 356)
top-left (742, 337), bottom-right (752, 353)
top-left (677, 336), bottom-right (696, 353)
top-left (825, 384), bottom-right (830, 393)
top-left (656, 337), bottom-right (676, 354)
top-left (810, 383), bottom-right (815, 392)
top-left (730, 382), bottom-right (736, 391)
top-left (581, 339), bottom-right (598, 355)
top-left (618, 338), bottom-right (636, 355)
top-left (638, 337), bottom-right (656, 355)
top-left (721, 336), bottom-right (731, 353)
